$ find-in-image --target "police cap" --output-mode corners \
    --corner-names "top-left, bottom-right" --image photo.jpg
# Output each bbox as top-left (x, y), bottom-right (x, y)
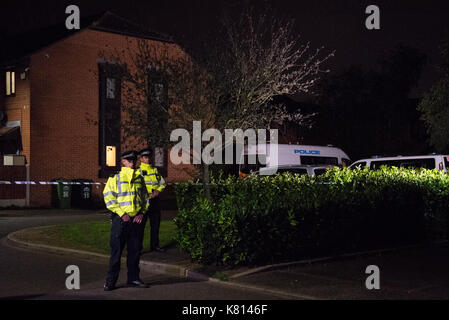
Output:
top-left (139, 148), bottom-right (152, 157)
top-left (121, 150), bottom-right (138, 161)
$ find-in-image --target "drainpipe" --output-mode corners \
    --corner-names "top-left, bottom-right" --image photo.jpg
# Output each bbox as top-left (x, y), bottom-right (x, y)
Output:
top-left (26, 164), bottom-right (30, 207)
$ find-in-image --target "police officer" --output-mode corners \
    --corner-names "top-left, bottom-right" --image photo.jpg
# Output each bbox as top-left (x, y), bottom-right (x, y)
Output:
top-left (103, 150), bottom-right (150, 291)
top-left (139, 148), bottom-right (166, 252)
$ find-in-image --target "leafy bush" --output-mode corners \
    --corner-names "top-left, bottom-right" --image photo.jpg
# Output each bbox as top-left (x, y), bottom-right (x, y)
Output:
top-left (174, 167), bottom-right (449, 266)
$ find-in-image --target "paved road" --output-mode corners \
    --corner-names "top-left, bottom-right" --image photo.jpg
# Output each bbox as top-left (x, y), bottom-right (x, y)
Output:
top-left (2, 210), bottom-right (447, 302)
top-left (0, 210), bottom-right (284, 300)
top-left (233, 244), bottom-right (449, 300)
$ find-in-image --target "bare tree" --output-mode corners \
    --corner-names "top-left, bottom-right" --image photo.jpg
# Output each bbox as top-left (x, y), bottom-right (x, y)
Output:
top-left (99, 6), bottom-right (334, 196)
top-left (108, 39), bottom-right (174, 150)
top-left (214, 7), bottom-right (333, 131)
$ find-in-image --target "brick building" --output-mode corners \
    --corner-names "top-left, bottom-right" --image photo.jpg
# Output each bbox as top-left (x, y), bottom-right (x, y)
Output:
top-left (0, 12), bottom-right (194, 207)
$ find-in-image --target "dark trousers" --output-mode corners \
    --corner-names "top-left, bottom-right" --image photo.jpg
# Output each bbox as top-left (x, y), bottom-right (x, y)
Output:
top-left (106, 214), bottom-right (144, 285)
top-left (143, 197), bottom-right (161, 250)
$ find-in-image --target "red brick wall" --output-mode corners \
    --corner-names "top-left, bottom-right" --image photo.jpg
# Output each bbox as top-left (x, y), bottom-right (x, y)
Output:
top-left (0, 166), bottom-right (26, 199)
top-left (167, 148), bottom-right (199, 183)
top-left (27, 29), bottom-right (196, 207)
top-left (4, 69), bottom-right (31, 163)
top-left (0, 73), bottom-right (5, 113)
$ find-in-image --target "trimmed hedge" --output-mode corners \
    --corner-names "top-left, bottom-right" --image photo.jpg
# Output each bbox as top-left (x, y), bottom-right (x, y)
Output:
top-left (173, 167), bottom-right (449, 266)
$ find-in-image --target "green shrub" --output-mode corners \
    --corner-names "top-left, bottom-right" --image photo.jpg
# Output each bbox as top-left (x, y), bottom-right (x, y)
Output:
top-left (174, 167), bottom-right (449, 266)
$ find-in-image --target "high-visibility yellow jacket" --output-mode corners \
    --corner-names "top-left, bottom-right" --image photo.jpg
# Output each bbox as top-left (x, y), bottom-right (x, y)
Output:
top-left (139, 163), bottom-right (166, 194)
top-left (103, 167), bottom-right (150, 217)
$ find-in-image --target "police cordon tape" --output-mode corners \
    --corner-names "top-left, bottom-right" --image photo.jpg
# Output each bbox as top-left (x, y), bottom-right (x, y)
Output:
top-left (0, 181), bottom-right (105, 185)
top-left (0, 180), bottom-right (209, 186)
top-left (0, 180), bottom-right (173, 185)
top-left (0, 180), bottom-right (340, 185)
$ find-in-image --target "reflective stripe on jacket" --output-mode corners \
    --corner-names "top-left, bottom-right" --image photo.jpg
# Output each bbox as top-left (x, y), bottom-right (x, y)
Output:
top-left (103, 167), bottom-right (150, 217)
top-left (139, 163), bottom-right (166, 194)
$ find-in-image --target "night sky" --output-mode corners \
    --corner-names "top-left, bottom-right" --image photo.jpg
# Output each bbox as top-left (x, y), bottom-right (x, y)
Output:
top-left (1, 0), bottom-right (449, 97)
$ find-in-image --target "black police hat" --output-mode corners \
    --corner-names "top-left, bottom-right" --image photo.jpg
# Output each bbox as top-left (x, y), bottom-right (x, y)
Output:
top-left (139, 148), bottom-right (152, 157)
top-left (121, 150), bottom-right (138, 160)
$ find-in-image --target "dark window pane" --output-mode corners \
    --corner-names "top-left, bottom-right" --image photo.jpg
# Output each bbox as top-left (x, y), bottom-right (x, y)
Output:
top-left (276, 168), bottom-right (308, 175)
top-left (154, 83), bottom-right (164, 103)
top-left (300, 156), bottom-right (338, 165)
top-left (240, 154), bottom-right (266, 174)
top-left (350, 161), bottom-right (366, 169)
top-left (106, 78), bottom-right (116, 99)
top-left (370, 158), bottom-right (436, 170)
top-left (314, 169), bottom-right (327, 176)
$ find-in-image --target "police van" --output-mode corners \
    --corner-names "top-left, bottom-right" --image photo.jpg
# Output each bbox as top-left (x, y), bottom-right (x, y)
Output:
top-left (257, 164), bottom-right (334, 177)
top-left (348, 155), bottom-right (449, 172)
top-left (239, 144), bottom-right (351, 177)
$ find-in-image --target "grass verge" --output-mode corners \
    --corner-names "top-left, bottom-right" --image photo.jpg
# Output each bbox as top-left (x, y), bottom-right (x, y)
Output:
top-left (14, 220), bottom-right (177, 255)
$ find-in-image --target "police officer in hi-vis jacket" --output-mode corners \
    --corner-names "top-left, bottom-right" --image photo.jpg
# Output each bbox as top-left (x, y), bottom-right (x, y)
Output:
top-left (103, 150), bottom-right (150, 291)
top-left (139, 148), bottom-right (166, 252)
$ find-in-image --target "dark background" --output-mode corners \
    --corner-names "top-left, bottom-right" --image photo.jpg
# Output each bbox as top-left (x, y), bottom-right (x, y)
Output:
top-left (1, 0), bottom-right (448, 96)
top-left (1, 0), bottom-right (449, 160)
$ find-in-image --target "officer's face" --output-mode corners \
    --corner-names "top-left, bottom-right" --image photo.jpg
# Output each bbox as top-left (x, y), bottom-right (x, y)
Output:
top-left (122, 158), bottom-right (136, 169)
top-left (141, 155), bottom-right (150, 164)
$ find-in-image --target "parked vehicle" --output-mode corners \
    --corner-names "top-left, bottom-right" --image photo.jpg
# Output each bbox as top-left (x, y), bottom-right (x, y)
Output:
top-left (239, 144), bottom-right (351, 177)
top-left (257, 164), bottom-right (334, 176)
top-left (348, 154), bottom-right (449, 172)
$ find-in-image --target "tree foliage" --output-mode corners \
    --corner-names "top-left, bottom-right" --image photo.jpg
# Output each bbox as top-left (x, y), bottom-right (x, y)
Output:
top-left (214, 7), bottom-right (333, 130)
top-left (100, 5), bottom-right (335, 186)
top-left (418, 35), bottom-right (449, 152)
top-left (314, 45), bottom-right (427, 160)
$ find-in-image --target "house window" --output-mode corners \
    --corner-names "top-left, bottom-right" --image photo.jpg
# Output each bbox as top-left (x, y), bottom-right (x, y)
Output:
top-left (106, 146), bottom-right (117, 167)
top-left (106, 78), bottom-right (116, 99)
top-left (98, 64), bottom-right (121, 178)
top-left (6, 71), bottom-right (15, 96)
top-left (154, 147), bottom-right (164, 167)
top-left (154, 83), bottom-right (164, 103)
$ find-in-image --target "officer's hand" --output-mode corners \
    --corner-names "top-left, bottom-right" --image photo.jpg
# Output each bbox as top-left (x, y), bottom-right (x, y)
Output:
top-left (133, 213), bottom-right (143, 224)
top-left (121, 214), bottom-right (130, 222)
top-left (150, 190), bottom-right (160, 199)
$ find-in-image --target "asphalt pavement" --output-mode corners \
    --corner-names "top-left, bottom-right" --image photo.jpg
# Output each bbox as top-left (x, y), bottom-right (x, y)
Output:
top-left (0, 209), bottom-right (288, 301)
top-left (1, 208), bottom-right (449, 300)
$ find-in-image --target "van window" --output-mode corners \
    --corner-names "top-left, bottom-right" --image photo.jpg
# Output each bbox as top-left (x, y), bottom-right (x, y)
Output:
top-left (313, 168), bottom-right (327, 176)
top-left (350, 161), bottom-right (366, 169)
top-left (300, 156), bottom-right (338, 165)
top-left (444, 157), bottom-right (449, 171)
top-left (240, 154), bottom-right (267, 174)
top-left (275, 168), bottom-right (309, 175)
top-left (370, 158), bottom-right (436, 170)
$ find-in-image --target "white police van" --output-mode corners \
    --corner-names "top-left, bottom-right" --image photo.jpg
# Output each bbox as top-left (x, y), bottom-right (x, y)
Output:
top-left (349, 154), bottom-right (449, 172)
top-left (239, 144), bottom-right (351, 177)
top-left (257, 164), bottom-right (334, 177)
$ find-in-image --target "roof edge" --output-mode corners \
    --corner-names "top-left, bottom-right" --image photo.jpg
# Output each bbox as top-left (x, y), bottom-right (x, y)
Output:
top-left (1, 11), bottom-right (175, 65)
top-left (88, 25), bottom-right (174, 44)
